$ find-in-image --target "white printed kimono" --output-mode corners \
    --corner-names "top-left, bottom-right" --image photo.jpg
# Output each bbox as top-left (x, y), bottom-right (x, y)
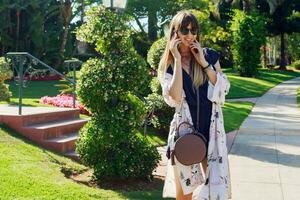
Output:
top-left (159, 70), bottom-right (232, 200)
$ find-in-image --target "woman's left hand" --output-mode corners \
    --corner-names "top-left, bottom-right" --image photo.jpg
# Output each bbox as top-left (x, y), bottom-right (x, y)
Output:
top-left (190, 40), bottom-right (208, 67)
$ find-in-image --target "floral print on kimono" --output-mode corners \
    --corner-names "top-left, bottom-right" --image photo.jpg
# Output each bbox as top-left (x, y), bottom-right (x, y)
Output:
top-left (159, 70), bottom-right (232, 200)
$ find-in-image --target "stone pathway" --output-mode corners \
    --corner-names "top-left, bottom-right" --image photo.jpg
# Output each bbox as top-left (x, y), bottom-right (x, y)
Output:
top-left (226, 97), bottom-right (258, 104)
top-left (229, 77), bottom-right (300, 200)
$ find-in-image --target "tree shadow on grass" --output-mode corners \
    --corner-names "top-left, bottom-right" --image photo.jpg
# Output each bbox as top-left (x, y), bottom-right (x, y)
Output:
top-left (0, 125), bottom-right (169, 200)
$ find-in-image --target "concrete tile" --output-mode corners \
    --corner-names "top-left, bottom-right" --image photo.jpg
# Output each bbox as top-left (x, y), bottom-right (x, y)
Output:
top-left (279, 166), bottom-right (300, 185)
top-left (276, 143), bottom-right (300, 156)
top-left (229, 154), bottom-right (278, 167)
top-left (230, 182), bottom-right (283, 200)
top-left (277, 154), bottom-right (300, 168)
top-left (238, 127), bottom-right (275, 135)
top-left (230, 143), bottom-right (276, 156)
top-left (230, 165), bottom-right (280, 184)
top-left (241, 118), bottom-right (274, 129)
top-left (282, 184), bottom-right (300, 200)
top-left (276, 135), bottom-right (300, 146)
top-left (233, 134), bottom-right (276, 145)
top-left (275, 128), bottom-right (300, 136)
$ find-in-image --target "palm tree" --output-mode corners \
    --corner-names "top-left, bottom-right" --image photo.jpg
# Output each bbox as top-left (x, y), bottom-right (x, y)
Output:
top-left (9, 0), bottom-right (32, 51)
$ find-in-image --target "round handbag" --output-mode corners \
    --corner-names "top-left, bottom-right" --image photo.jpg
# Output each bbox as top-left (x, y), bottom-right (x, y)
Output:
top-left (171, 121), bottom-right (207, 166)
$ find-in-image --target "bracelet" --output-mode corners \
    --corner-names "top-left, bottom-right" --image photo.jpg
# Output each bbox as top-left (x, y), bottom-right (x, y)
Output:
top-left (203, 64), bottom-right (212, 71)
top-left (203, 64), bottom-right (210, 69)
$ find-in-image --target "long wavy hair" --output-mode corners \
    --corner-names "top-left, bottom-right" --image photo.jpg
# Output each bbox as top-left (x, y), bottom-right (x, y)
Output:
top-left (157, 10), bottom-right (207, 88)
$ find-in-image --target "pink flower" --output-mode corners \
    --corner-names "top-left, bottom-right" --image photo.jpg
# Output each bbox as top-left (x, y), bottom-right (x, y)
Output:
top-left (40, 94), bottom-right (90, 116)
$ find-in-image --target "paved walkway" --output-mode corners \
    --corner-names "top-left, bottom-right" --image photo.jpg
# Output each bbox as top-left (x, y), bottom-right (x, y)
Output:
top-left (226, 97), bottom-right (258, 104)
top-left (229, 77), bottom-right (300, 200)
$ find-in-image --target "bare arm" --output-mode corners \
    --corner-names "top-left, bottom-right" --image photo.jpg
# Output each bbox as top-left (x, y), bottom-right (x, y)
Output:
top-left (214, 60), bottom-right (223, 73)
top-left (169, 59), bottom-right (183, 102)
top-left (204, 60), bottom-right (223, 86)
top-left (168, 33), bottom-right (183, 103)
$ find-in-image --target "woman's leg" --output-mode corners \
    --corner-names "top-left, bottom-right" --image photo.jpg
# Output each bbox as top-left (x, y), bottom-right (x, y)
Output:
top-left (201, 157), bottom-right (208, 174)
top-left (173, 167), bottom-right (193, 200)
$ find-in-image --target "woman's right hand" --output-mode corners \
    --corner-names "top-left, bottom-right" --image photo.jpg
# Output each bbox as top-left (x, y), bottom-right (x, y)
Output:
top-left (169, 33), bottom-right (181, 60)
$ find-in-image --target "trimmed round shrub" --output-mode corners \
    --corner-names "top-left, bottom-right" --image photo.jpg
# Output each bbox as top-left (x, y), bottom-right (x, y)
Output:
top-left (77, 95), bottom-right (160, 179)
top-left (0, 57), bottom-right (13, 101)
top-left (230, 10), bottom-right (266, 77)
top-left (145, 77), bottom-right (174, 134)
top-left (76, 5), bottom-right (160, 180)
top-left (147, 37), bottom-right (167, 69)
top-left (291, 60), bottom-right (300, 70)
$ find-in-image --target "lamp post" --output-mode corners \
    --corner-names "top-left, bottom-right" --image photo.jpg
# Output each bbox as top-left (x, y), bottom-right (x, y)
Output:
top-left (102, 0), bottom-right (127, 11)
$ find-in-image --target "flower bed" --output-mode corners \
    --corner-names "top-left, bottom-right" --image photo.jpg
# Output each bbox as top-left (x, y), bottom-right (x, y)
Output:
top-left (40, 94), bottom-right (90, 115)
top-left (10, 75), bottom-right (62, 81)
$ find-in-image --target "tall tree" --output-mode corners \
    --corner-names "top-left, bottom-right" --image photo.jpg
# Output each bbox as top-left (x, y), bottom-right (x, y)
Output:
top-left (126, 0), bottom-right (208, 42)
top-left (9, 0), bottom-right (32, 51)
top-left (243, 0), bottom-right (250, 13)
top-left (59, 0), bottom-right (73, 57)
top-left (256, 0), bottom-right (300, 69)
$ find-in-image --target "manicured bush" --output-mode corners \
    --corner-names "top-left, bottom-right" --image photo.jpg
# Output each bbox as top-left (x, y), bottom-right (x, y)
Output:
top-left (76, 6), bottom-right (160, 180)
top-left (0, 57), bottom-right (13, 101)
top-left (230, 10), bottom-right (266, 77)
top-left (291, 60), bottom-right (300, 70)
top-left (145, 77), bottom-right (174, 134)
top-left (77, 116), bottom-right (160, 179)
top-left (147, 37), bottom-right (167, 70)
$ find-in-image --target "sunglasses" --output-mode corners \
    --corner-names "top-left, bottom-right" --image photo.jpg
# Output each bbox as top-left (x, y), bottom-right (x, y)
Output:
top-left (179, 27), bottom-right (198, 35)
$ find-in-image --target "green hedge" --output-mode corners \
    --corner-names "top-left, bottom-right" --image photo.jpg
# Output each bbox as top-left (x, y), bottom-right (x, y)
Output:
top-left (147, 37), bottom-right (167, 70)
top-left (0, 57), bottom-right (12, 101)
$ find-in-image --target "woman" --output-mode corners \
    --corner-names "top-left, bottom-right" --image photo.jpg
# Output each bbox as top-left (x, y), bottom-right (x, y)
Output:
top-left (158, 10), bottom-right (232, 200)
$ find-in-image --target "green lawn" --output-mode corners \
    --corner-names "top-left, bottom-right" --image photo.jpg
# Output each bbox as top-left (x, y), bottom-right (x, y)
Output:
top-left (0, 80), bottom-right (66, 106)
top-left (224, 68), bottom-right (300, 98)
top-left (0, 125), bottom-right (170, 200)
top-left (223, 101), bottom-right (254, 133)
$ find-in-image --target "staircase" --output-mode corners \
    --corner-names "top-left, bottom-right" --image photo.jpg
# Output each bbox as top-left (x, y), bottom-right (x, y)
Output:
top-left (0, 107), bottom-right (88, 160)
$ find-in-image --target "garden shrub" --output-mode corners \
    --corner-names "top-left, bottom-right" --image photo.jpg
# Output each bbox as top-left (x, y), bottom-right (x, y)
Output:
top-left (192, 9), bottom-right (233, 68)
top-left (230, 10), bottom-right (266, 77)
top-left (145, 77), bottom-right (174, 135)
top-left (147, 37), bottom-right (167, 70)
top-left (76, 6), bottom-right (160, 180)
top-left (291, 60), bottom-right (300, 70)
top-left (76, 95), bottom-right (160, 179)
top-left (0, 57), bottom-right (13, 101)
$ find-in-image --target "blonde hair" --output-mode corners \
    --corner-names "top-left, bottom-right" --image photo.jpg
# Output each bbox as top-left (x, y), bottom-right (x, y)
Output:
top-left (157, 10), bottom-right (207, 88)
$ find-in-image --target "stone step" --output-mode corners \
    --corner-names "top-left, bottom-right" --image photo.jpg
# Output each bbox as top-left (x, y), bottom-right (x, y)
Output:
top-left (23, 118), bottom-right (88, 141)
top-left (44, 132), bottom-right (78, 153)
top-left (0, 108), bottom-right (81, 129)
top-left (22, 109), bottom-right (80, 126)
top-left (65, 150), bottom-right (80, 161)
